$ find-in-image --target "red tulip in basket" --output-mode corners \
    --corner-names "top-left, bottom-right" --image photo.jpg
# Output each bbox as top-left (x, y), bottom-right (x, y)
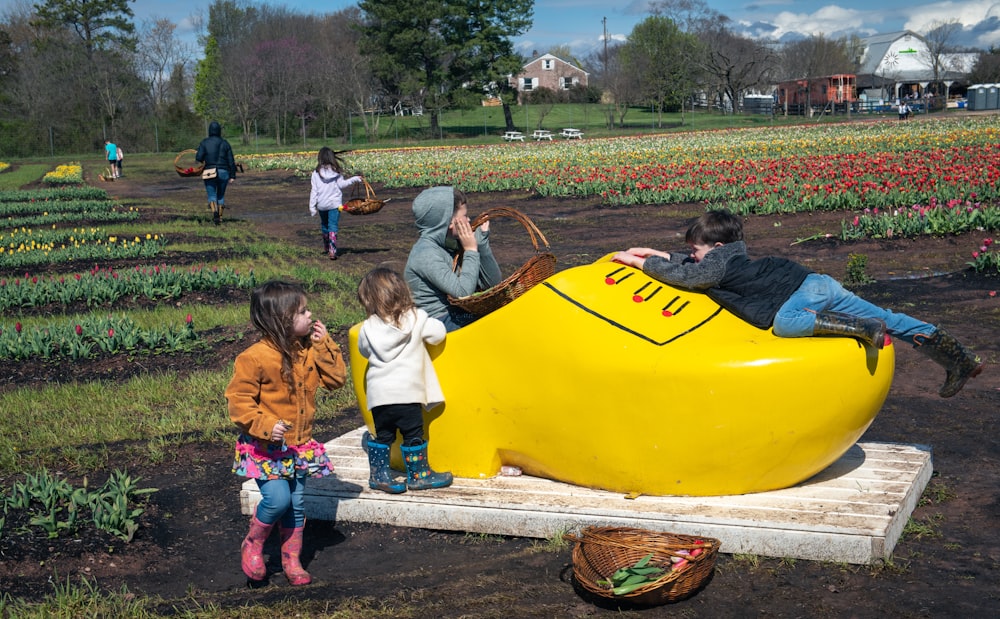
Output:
top-left (174, 149), bottom-right (205, 177)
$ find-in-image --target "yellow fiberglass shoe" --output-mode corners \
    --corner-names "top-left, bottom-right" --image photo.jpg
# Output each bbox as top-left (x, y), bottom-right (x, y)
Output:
top-left (348, 255), bottom-right (894, 497)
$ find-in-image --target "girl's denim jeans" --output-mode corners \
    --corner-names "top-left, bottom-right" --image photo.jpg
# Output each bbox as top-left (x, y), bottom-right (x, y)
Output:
top-left (254, 476), bottom-right (305, 528)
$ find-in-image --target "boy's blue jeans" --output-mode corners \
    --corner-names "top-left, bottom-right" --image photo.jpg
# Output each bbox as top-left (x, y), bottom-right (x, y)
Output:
top-left (773, 273), bottom-right (934, 345)
top-left (254, 476), bottom-right (305, 528)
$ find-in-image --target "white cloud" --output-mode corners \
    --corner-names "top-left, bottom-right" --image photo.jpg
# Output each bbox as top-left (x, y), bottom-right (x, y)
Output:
top-left (758, 6), bottom-right (872, 39)
top-left (901, 1), bottom-right (999, 30)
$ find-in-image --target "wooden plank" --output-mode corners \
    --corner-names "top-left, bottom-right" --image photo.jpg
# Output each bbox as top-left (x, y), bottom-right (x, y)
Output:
top-left (240, 427), bottom-right (931, 564)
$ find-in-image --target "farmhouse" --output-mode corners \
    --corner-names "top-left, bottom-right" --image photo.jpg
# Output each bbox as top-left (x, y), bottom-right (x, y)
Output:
top-left (509, 53), bottom-right (588, 96)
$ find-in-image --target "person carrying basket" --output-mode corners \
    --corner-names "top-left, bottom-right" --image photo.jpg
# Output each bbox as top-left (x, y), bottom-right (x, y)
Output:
top-left (309, 147), bottom-right (364, 260)
top-left (404, 186), bottom-right (502, 331)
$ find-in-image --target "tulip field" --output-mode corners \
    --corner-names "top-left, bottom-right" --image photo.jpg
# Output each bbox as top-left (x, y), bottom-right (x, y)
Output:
top-left (246, 116), bottom-right (1000, 249)
top-left (0, 175), bottom-right (257, 363)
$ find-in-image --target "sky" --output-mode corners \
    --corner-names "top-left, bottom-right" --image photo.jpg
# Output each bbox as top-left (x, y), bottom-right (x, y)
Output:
top-left (124, 0), bottom-right (1000, 57)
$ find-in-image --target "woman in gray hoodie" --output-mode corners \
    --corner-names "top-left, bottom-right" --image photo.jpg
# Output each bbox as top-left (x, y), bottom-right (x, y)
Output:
top-left (404, 186), bottom-right (502, 331)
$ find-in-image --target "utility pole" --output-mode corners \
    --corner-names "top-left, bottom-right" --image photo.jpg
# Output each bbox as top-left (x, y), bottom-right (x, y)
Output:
top-left (603, 17), bottom-right (611, 129)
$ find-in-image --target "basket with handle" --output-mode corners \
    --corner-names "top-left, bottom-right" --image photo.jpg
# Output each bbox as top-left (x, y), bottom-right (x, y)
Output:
top-left (448, 207), bottom-right (556, 316)
top-left (174, 149), bottom-right (205, 177)
top-left (563, 526), bottom-right (720, 607)
top-left (341, 179), bottom-right (388, 215)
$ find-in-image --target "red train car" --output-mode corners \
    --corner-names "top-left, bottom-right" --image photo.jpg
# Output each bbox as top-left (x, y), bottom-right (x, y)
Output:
top-left (776, 74), bottom-right (857, 111)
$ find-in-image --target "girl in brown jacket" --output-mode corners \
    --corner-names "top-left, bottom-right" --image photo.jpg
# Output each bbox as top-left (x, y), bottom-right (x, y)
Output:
top-left (226, 280), bottom-right (347, 585)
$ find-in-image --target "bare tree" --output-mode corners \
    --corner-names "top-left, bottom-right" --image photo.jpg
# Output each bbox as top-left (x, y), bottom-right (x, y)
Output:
top-left (589, 43), bottom-right (639, 128)
top-left (697, 24), bottom-right (778, 114)
top-left (780, 35), bottom-right (853, 112)
top-left (311, 9), bottom-right (379, 143)
top-left (136, 18), bottom-right (193, 112)
top-left (650, 0), bottom-right (721, 32)
top-left (920, 20), bottom-right (962, 97)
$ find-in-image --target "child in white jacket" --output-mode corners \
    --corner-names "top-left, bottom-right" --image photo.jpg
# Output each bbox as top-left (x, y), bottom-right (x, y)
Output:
top-left (356, 267), bottom-right (453, 493)
top-left (309, 147), bottom-right (363, 260)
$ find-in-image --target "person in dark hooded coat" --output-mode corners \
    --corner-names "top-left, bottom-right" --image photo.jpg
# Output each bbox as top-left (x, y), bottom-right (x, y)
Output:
top-left (196, 121), bottom-right (238, 225)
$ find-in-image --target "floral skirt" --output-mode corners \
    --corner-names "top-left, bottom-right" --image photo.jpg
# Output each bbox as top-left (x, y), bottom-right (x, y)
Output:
top-left (232, 433), bottom-right (335, 480)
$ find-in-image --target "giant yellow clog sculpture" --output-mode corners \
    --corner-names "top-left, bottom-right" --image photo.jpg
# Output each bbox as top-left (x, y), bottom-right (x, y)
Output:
top-left (349, 255), bottom-right (894, 496)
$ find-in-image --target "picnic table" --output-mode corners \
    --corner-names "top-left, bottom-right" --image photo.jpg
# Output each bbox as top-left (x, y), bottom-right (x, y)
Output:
top-left (532, 130), bottom-right (553, 141)
top-left (503, 131), bottom-right (525, 142)
top-left (561, 128), bottom-right (583, 139)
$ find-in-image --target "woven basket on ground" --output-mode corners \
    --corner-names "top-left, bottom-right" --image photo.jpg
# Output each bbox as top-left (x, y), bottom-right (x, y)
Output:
top-left (174, 149), bottom-right (204, 177)
top-left (564, 526), bottom-right (720, 606)
top-left (448, 207), bottom-right (556, 316)
top-left (341, 179), bottom-right (388, 215)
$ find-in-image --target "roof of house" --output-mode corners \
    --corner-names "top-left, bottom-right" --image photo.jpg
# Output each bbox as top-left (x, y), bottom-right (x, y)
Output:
top-left (520, 53), bottom-right (589, 76)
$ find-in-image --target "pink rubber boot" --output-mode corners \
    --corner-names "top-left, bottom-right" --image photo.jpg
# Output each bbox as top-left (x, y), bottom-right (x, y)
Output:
top-left (241, 515), bottom-right (274, 581)
top-left (279, 523), bottom-right (311, 585)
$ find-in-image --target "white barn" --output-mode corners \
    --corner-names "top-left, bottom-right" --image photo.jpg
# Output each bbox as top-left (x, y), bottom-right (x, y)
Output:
top-left (857, 30), bottom-right (977, 100)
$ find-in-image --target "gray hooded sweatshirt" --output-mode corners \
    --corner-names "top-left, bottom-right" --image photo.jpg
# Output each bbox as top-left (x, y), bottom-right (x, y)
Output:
top-left (403, 186), bottom-right (502, 320)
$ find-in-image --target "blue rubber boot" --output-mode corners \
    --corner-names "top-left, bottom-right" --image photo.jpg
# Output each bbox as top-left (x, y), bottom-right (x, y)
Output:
top-left (401, 441), bottom-right (453, 490)
top-left (366, 439), bottom-right (406, 494)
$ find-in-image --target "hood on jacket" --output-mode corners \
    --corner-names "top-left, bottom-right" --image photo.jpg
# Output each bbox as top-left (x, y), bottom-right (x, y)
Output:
top-left (208, 121), bottom-right (222, 137)
top-left (412, 186), bottom-right (455, 247)
top-left (362, 312), bottom-right (417, 363)
top-left (317, 166), bottom-right (341, 182)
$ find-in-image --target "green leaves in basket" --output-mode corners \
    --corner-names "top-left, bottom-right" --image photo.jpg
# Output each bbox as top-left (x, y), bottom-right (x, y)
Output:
top-left (596, 553), bottom-right (667, 596)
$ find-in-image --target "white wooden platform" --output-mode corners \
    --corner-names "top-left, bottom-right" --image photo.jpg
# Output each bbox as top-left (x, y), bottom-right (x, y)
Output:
top-left (240, 427), bottom-right (932, 564)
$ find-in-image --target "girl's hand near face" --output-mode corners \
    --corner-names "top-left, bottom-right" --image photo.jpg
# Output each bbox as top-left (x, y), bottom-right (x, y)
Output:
top-left (310, 319), bottom-right (328, 342)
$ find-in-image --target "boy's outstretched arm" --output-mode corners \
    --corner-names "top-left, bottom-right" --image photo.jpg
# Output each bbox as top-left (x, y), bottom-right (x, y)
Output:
top-left (612, 247), bottom-right (671, 269)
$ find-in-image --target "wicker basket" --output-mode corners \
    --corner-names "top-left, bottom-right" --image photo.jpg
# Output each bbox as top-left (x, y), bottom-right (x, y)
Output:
top-left (174, 149), bottom-right (204, 177)
top-left (564, 526), bottom-right (719, 606)
top-left (342, 179), bottom-right (388, 215)
top-left (448, 207), bottom-right (556, 316)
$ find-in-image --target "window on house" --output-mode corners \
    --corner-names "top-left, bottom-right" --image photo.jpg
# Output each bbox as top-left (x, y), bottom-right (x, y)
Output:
top-left (543, 59), bottom-right (553, 70)
top-left (560, 77), bottom-right (576, 90)
top-left (522, 78), bottom-right (534, 91)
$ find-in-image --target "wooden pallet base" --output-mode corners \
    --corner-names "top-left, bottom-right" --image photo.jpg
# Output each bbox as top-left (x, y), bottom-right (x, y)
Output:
top-left (240, 427), bottom-right (931, 564)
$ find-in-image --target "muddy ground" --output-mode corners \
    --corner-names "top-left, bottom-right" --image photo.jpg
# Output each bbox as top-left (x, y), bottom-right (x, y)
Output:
top-left (1, 166), bottom-right (998, 617)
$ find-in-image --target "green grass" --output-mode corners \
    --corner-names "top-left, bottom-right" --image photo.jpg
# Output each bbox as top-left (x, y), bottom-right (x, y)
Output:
top-left (0, 369), bottom-right (232, 472)
top-left (0, 163), bottom-right (51, 189)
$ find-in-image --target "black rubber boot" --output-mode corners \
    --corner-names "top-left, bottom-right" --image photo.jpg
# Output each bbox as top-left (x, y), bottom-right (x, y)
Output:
top-left (401, 441), bottom-right (453, 490)
top-left (915, 327), bottom-right (983, 398)
top-left (812, 312), bottom-right (887, 349)
top-left (210, 201), bottom-right (220, 225)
